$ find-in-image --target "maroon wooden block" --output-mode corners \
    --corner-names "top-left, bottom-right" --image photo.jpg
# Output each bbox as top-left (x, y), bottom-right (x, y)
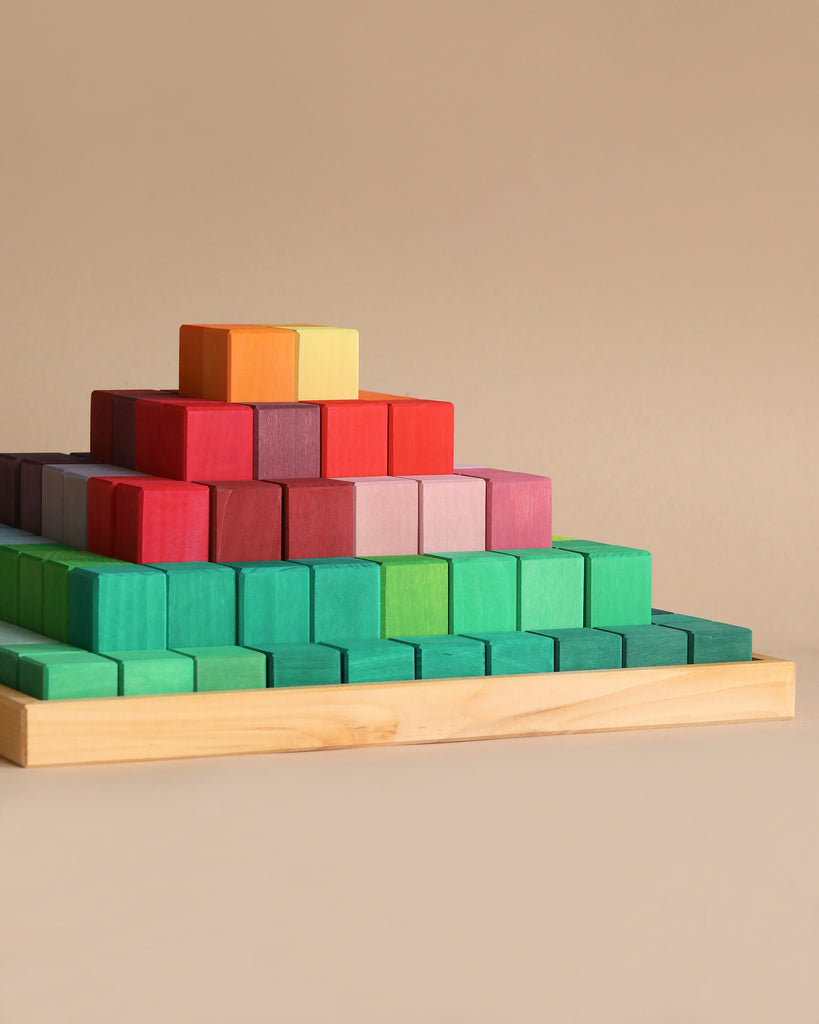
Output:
top-left (90, 390), bottom-right (161, 464)
top-left (455, 467), bottom-right (553, 549)
top-left (267, 478), bottom-right (354, 559)
top-left (203, 480), bottom-right (283, 563)
top-left (246, 402), bottom-right (321, 480)
top-left (17, 455), bottom-right (88, 535)
top-left (114, 479), bottom-right (210, 563)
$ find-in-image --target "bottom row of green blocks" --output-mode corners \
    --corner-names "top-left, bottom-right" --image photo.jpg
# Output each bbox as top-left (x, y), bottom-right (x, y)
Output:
top-left (0, 614), bottom-right (752, 700)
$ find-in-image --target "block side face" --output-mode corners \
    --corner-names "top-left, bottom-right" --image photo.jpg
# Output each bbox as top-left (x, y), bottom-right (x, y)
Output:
top-left (152, 563), bottom-right (237, 648)
top-left (500, 549), bottom-right (585, 631)
top-left (531, 627), bottom-right (623, 671)
top-left (252, 403), bottom-right (321, 479)
top-left (462, 631), bottom-right (555, 675)
top-left (293, 328), bottom-right (359, 401)
top-left (260, 643), bottom-right (342, 687)
top-left (388, 401), bottom-right (455, 476)
top-left (342, 477), bottom-right (419, 557)
top-left (207, 482), bottom-right (282, 564)
top-left (230, 562), bottom-right (311, 647)
top-left (434, 553), bottom-right (518, 634)
top-left (375, 558), bottom-right (449, 638)
top-left (277, 480), bottom-right (354, 560)
top-left (395, 635), bottom-right (486, 680)
top-left (413, 476), bottom-right (485, 553)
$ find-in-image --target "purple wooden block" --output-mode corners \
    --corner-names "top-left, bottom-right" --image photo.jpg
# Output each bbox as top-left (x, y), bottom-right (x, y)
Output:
top-left (400, 474), bottom-right (486, 553)
top-left (455, 467), bottom-right (552, 549)
top-left (18, 455), bottom-right (88, 535)
top-left (247, 402), bottom-right (321, 480)
top-left (335, 477), bottom-right (419, 556)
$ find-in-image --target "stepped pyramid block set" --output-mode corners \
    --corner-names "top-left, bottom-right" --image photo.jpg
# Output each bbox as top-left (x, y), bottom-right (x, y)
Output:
top-left (0, 323), bottom-right (795, 766)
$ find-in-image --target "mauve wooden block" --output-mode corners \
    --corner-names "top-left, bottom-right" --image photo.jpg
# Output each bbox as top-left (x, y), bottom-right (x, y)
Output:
top-left (90, 390), bottom-right (161, 465)
top-left (267, 478), bottom-right (354, 560)
top-left (87, 475), bottom-right (155, 556)
top-left (335, 477), bottom-right (419, 557)
top-left (42, 463), bottom-right (119, 543)
top-left (247, 402), bottom-right (321, 480)
top-left (203, 480), bottom-right (283, 563)
top-left (401, 474), bottom-right (486, 553)
top-left (318, 400), bottom-right (388, 477)
top-left (114, 479), bottom-right (210, 564)
top-left (62, 466), bottom-right (142, 550)
top-left (388, 400), bottom-right (455, 476)
top-left (1, 454), bottom-right (70, 528)
top-left (455, 468), bottom-right (553, 549)
top-left (18, 456), bottom-right (87, 536)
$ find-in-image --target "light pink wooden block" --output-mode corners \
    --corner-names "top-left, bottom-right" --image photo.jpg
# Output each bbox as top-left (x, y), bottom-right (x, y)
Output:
top-left (455, 467), bottom-right (552, 549)
top-left (401, 475), bottom-right (486, 553)
top-left (335, 477), bottom-right (419, 557)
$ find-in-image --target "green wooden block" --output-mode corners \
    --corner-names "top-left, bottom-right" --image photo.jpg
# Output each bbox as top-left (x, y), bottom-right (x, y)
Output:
top-left (0, 543), bottom-right (67, 625)
top-left (17, 544), bottom-right (81, 633)
top-left (320, 638), bottom-right (416, 684)
top-left (172, 645), bottom-right (266, 691)
top-left (293, 557), bottom-right (380, 642)
top-left (431, 551), bottom-right (518, 634)
top-left (498, 548), bottom-right (584, 630)
top-left (227, 561), bottom-right (310, 647)
top-left (40, 550), bottom-right (125, 642)
top-left (248, 642), bottom-right (341, 687)
top-left (461, 631), bottom-right (555, 675)
top-left (530, 627), bottom-right (622, 671)
top-left (68, 564), bottom-right (167, 653)
top-left (150, 562), bottom-right (237, 648)
top-left (18, 650), bottom-right (119, 700)
top-left (392, 634), bottom-right (486, 680)
top-left (552, 540), bottom-right (652, 627)
top-left (595, 624), bottom-right (688, 667)
top-left (0, 641), bottom-right (84, 690)
top-left (651, 613), bottom-right (752, 663)
top-left (363, 555), bottom-right (448, 639)
top-left (103, 649), bottom-right (195, 696)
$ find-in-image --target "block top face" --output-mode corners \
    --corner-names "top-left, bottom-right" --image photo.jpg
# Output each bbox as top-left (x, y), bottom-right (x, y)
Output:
top-left (456, 467), bottom-right (550, 483)
top-left (102, 649), bottom-right (189, 664)
top-left (499, 547), bottom-right (583, 562)
top-left (71, 563), bottom-right (165, 581)
top-left (363, 554), bottom-right (445, 568)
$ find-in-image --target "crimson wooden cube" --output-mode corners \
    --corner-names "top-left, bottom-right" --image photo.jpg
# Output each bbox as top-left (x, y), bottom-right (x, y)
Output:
top-left (204, 480), bottom-right (283, 563)
top-left (268, 478), bottom-right (354, 559)
top-left (246, 402), bottom-right (321, 479)
top-left (90, 390), bottom-right (162, 465)
top-left (387, 400), bottom-right (454, 475)
top-left (113, 479), bottom-right (210, 564)
top-left (455, 467), bottom-right (552, 549)
top-left (315, 400), bottom-right (388, 477)
top-left (87, 475), bottom-right (152, 556)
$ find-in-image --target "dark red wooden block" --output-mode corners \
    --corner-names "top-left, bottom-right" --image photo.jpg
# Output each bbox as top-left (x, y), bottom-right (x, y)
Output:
top-left (204, 480), bottom-right (283, 563)
top-left (90, 390), bottom-right (161, 464)
top-left (87, 475), bottom-right (154, 556)
top-left (267, 478), bottom-right (354, 559)
top-left (246, 402), bottom-right (321, 480)
top-left (317, 400), bottom-right (388, 477)
top-left (387, 400), bottom-right (454, 476)
top-left (455, 467), bottom-right (553, 549)
top-left (114, 479), bottom-right (210, 564)
top-left (0, 453), bottom-right (66, 527)
top-left (17, 455), bottom-right (88, 535)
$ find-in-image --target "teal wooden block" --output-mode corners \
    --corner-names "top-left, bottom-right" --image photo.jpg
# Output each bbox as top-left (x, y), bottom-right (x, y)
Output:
top-left (651, 613), bottom-right (752, 663)
top-left (103, 649), bottom-right (195, 696)
top-left (172, 645), bottom-right (266, 691)
top-left (150, 562), bottom-right (237, 648)
top-left (552, 540), bottom-right (652, 627)
top-left (18, 650), bottom-right (119, 700)
top-left (461, 631), bottom-right (555, 675)
top-left (498, 547), bottom-right (584, 630)
top-left (595, 624), bottom-right (688, 667)
top-left (0, 641), bottom-right (83, 690)
top-left (227, 561), bottom-right (310, 647)
top-left (320, 638), bottom-right (416, 683)
top-left (529, 627), bottom-right (622, 671)
top-left (430, 551), bottom-right (518, 634)
top-left (392, 634), bottom-right (486, 679)
top-left (68, 564), bottom-right (167, 653)
top-left (293, 557), bottom-right (380, 642)
top-left (248, 642), bottom-right (341, 687)
top-left (0, 542), bottom-right (67, 625)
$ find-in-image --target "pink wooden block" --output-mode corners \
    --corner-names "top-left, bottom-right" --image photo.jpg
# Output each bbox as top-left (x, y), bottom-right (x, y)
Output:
top-left (400, 475), bottom-right (486, 553)
top-left (455, 467), bottom-right (552, 549)
top-left (335, 477), bottom-right (419, 557)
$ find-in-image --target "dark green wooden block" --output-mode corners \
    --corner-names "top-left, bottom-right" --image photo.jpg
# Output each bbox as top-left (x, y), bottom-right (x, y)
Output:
top-left (227, 561), bottom-right (310, 647)
top-left (0, 542), bottom-right (67, 625)
top-left (40, 550), bottom-right (125, 642)
top-left (498, 547), bottom-right (584, 630)
top-left (0, 641), bottom-right (83, 690)
top-left (293, 557), bottom-right (380, 643)
top-left (595, 624), bottom-right (688, 667)
top-left (392, 634), bottom-right (487, 680)
top-left (320, 638), bottom-right (416, 683)
top-left (461, 631), bottom-right (555, 675)
top-left (363, 555), bottom-right (448, 639)
top-left (18, 650), bottom-right (119, 700)
top-left (248, 642), bottom-right (342, 687)
top-left (530, 627), bottom-right (622, 671)
top-left (553, 540), bottom-right (652, 627)
top-left (103, 649), bottom-right (195, 696)
top-left (17, 545), bottom-right (81, 633)
top-left (150, 562), bottom-right (237, 648)
top-left (651, 613), bottom-right (752, 663)
top-left (431, 551), bottom-right (518, 634)
top-left (68, 564), bottom-right (167, 653)
top-left (172, 645), bottom-right (266, 691)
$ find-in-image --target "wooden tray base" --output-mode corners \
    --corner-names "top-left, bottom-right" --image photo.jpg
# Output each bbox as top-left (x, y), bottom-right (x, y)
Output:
top-left (0, 654), bottom-right (794, 767)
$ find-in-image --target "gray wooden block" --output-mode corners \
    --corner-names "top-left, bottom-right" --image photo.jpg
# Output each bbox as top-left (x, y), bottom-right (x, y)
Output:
top-left (62, 466), bottom-right (142, 550)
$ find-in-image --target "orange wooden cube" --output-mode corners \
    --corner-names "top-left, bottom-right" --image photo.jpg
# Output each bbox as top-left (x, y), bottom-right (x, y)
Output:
top-left (179, 324), bottom-right (298, 403)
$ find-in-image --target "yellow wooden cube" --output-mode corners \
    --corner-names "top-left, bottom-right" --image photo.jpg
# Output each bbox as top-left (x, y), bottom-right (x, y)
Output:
top-left (270, 325), bottom-right (359, 400)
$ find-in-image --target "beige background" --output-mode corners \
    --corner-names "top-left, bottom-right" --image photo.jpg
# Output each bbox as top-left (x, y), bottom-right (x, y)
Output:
top-left (1, 2), bottom-right (817, 1021)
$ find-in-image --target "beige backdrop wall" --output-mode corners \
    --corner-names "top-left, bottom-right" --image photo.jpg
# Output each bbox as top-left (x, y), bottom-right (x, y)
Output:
top-left (1, 0), bottom-right (816, 653)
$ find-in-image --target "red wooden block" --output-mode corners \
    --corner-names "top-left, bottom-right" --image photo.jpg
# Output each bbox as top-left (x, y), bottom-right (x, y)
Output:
top-left (203, 480), bottom-right (283, 563)
top-left (87, 475), bottom-right (155, 556)
top-left (114, 479), bottom-right (210, 564)
top-left (316, 400), bottom-right (388, 477)
top-left (18, 455), bottom-right (88, 535)
top-left (456, 467), bottom-right (553, 549)
top-left (267, 478), bottom-right (354, 559)
top-left (90, 390), bottom-right (162, 464)
top-left (134, 397), bottom-right (253, 482)
top-left (246, 402), bottom-right (321, 479)
top-left (387, 400), bottom-right (455, 476)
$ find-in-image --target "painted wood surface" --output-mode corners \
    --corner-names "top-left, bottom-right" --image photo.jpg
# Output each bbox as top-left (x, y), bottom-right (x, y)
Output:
top-left (204, 480), bottom-right (283, 563)
top-left (404, 474), bottom-right (485, 553)
top-left (336, 476), bottom-right (419, 557)
top-left (456, 467), bottom-right (552, 549)
top-left (249, 402), bottom-right (320, 480)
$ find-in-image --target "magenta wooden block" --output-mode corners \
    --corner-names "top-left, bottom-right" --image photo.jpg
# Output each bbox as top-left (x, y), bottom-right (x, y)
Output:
top-left (455, 468), bottom-right (552, 549)
top-left (401, 475), bottom-right (486, 553)
top-left (335, 477), bottom-right (419, 557)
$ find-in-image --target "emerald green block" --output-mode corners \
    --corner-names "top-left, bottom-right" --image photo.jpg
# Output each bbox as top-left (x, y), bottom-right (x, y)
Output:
top-left (227, 561), bottom-right (310, 647)
top-left (595, 624), bottom-right (688, 667)
top-left (462, 631), bottom-right (555, 675)
top-left (553, 540), bottom-right (652, 627)
top-left (18, 650), bottom-right (119, 700)
top-left (0, 641), bottom-right (84, 690)
top-left (150, 562), bottom-right (237, 648)
top-left (0, 543), bottom-right (67, 625)
top-left (320, 638), bottom-right (416, 684)
top-left (248, 642), bottom-right (341, 687)
top-left (68, 564), bottom-right (167, 653)
top-left (431, 551), bottom-right (517, 634)
top-left (651, 613), bottom-right (752, 663)
top-left (173, 645), bottom-right (266, 691)
top-left (103, 649), bottom-right (195, 696)
top-left (393, 635), bottom-right (487, 680)
top-left (499, 548), bottom-right (584, 630)
top-left (363, 555), bottom-right (448, 639)
top-left (530, 627), bottom-right (622, 671)
top-left (40, 551), bottom-right (125, 642)
top-left (293, 557), bottom-right (380, 643)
